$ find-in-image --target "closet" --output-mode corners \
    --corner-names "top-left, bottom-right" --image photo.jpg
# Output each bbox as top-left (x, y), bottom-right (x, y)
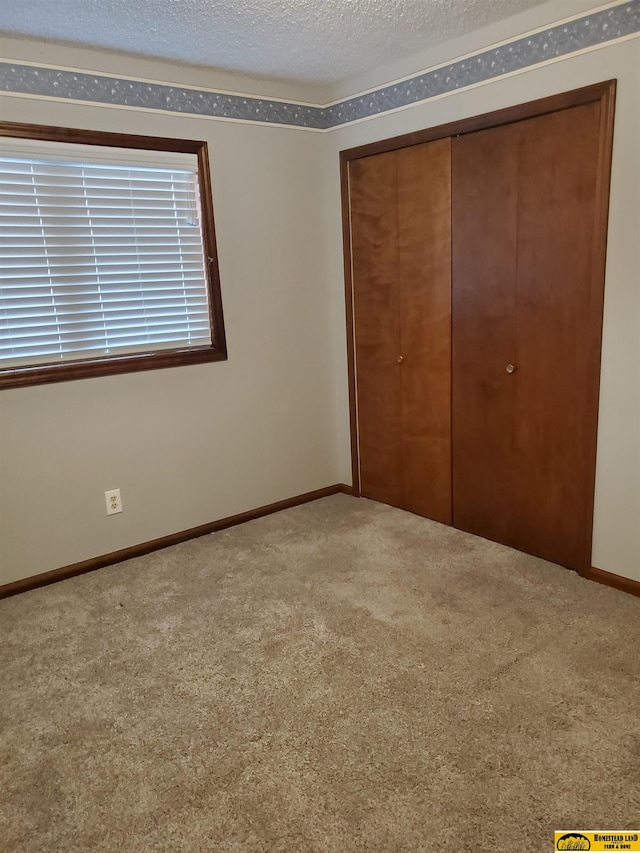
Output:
top-left (343, 82), bottom-right (615, 573)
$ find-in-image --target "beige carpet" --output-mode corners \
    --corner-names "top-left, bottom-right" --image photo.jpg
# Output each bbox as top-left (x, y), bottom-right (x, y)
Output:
top-left (1, 494), bottom-right (639, 852)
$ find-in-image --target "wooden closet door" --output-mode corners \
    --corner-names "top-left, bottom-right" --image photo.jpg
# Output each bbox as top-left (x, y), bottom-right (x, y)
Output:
top-left (350, 152), bottom-right (403, 507)
top-left (511, 102), bottom-right (602, 570)
top-left (452, 102), bottom-right (603, 571)
top-left (350, 141), bottom-right (452, 520)
top-left (397, 140), bottom-right (452, 523)
top-left (452, 123), bottom-right (520, 544)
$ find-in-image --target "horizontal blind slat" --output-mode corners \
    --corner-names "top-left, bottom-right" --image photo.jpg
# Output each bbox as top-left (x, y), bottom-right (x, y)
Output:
top-left (4, 302), bottom-right (210, 322)
top-left (0, 142), bottom-right (214, 368)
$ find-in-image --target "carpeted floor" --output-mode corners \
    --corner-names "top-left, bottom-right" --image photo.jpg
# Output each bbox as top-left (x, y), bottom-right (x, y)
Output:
top-left (1, 494), bottom-right (639, 852)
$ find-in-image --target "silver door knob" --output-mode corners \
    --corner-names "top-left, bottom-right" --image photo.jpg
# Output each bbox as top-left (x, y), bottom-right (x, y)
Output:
top-left (397, 355), bottom-right (404, 364)
top-left (506, 364), bottom-right (515, 374)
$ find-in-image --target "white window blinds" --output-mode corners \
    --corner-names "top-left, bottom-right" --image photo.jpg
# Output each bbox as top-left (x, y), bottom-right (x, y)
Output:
top-left (0, 138), bottom-right (213, 369)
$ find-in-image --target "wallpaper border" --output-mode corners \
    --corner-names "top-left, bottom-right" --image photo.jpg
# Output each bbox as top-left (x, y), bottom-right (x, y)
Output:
top-left (0, 0), bottom-right (638, 131)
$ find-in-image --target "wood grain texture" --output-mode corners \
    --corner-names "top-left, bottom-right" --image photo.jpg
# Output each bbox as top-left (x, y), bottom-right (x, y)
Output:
top-left (452, 123), bottom-right (519, 545)
top-left (511, 102), bottom-right (602, 571)
top-left (350, 152), bottom-right (403, 507)
top-left (452, 101), bottom-right (606, 573)
top-left (397, 139), bottom-right (452, 523)
top-left (578, 79), bottom-right (616, 573)
top-left (341, 153), bottom-right (361, 493)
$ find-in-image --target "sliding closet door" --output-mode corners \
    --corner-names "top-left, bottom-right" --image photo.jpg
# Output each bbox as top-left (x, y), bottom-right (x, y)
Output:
top-left (350, 152), bottom-right (403, 507)
top-left (452, 102), bottom-right (603, 571)
top-left (350, 140), bottom-right (452, 521)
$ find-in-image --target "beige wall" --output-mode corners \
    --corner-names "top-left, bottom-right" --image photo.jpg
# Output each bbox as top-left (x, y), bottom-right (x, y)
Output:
top-left (327, 34), bottom-right (640, 582)
top-left (0, 79), bottom-right (339, 585)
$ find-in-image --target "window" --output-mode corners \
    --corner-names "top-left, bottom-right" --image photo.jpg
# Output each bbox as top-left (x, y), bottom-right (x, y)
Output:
top-left (0, 122), bottom-right (226, 389)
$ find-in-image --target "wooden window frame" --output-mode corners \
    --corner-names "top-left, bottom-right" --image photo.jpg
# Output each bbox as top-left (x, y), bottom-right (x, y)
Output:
top-left (0, 121), bottom-right (227, 390)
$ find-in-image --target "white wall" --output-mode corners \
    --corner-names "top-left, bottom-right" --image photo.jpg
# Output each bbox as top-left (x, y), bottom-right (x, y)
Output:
top-left (327, 34), bottom-right (640, 581)
top-left (0, 56), bottom-right (340, 585)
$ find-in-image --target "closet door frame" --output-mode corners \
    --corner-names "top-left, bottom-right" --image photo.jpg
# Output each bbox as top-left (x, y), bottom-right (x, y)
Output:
top-left (340, 80), bottom-right (616, 574)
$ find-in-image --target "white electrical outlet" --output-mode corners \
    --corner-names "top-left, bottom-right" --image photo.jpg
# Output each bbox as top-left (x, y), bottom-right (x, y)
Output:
top-left (105, 488), bottom-right (123, 515)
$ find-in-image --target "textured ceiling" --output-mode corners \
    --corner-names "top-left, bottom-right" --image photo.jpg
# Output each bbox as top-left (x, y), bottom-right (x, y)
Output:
top-left (0, 0), bottom-right (554, 85)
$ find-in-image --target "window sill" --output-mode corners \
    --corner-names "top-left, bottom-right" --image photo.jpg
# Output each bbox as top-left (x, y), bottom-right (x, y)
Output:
top-left (0, 345), bottom-right (228, 390)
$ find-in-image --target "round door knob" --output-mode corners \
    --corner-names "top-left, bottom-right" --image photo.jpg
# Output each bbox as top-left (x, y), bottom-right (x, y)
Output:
top-left (397, 355), bottom-right (404, 364)
top-left (506, 364), bottom-right (515, 374)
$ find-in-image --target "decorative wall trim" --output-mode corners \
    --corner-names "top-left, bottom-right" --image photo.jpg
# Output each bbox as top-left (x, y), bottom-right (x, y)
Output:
top-left (0, 61), bottom-right (327, 129)
top-left (0, 0), bottom-right (638, 130)
top-left (0, 483), bottom-right (357, 599)
top-left (323, 0), bottom-right (638, 126)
